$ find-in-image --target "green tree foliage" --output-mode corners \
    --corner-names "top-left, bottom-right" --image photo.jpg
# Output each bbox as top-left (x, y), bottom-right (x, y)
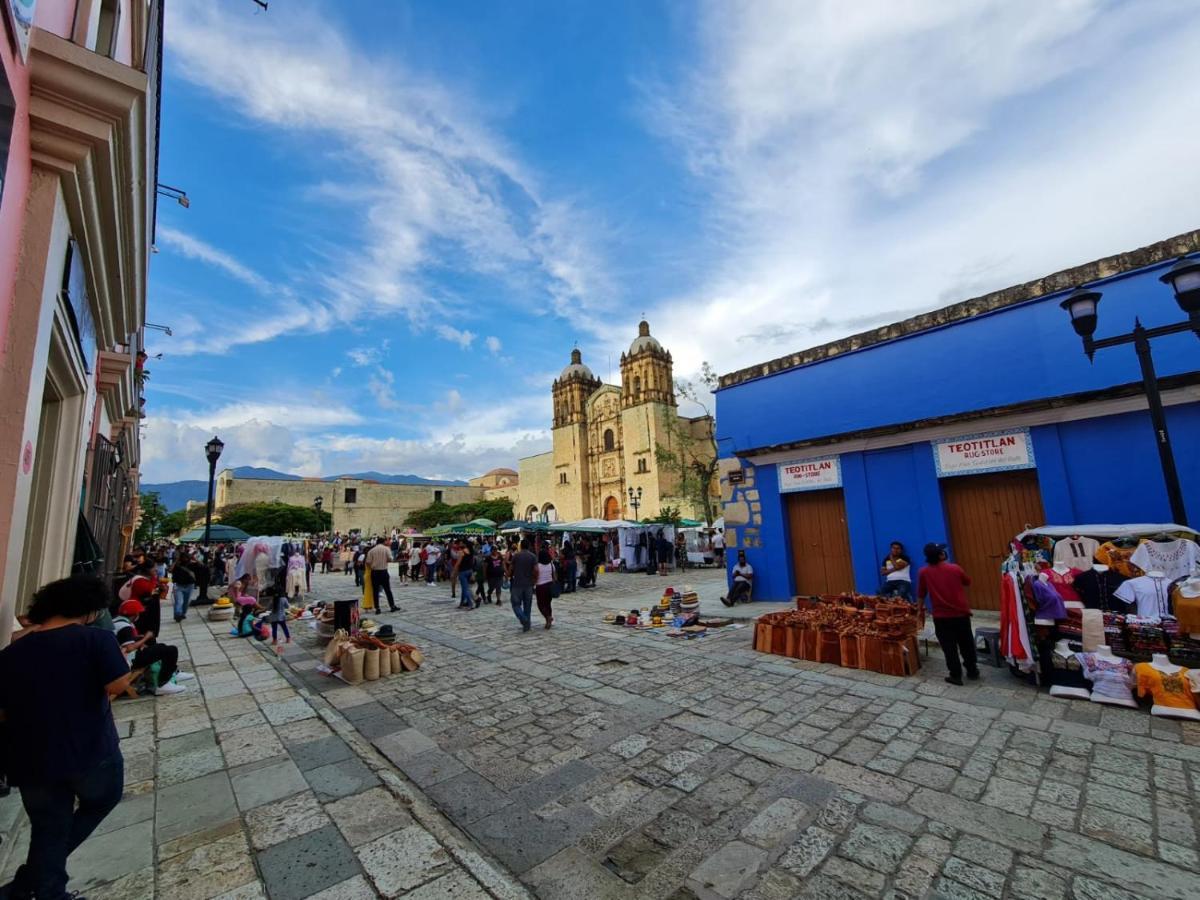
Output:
top-left (217, 502), bottom-right (333, 536)
top-left (134, 492), bottom-right (167, 543)
top-left (403, 498), bottom-right (514, 531)
top-left (650, 505), bottom-right (682, 525)
top-left (160, 509), bottom-right (193, 538)
top-left (654, 362), bottom-right (720, 526)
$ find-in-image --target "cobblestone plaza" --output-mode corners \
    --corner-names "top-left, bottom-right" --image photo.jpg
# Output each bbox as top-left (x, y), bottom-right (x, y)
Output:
top-left (7, 566), bottom-right (1196, 898)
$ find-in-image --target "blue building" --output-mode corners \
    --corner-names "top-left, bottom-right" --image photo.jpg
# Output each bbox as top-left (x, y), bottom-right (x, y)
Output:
top-left (714, 232), bottom-right (1200, 608)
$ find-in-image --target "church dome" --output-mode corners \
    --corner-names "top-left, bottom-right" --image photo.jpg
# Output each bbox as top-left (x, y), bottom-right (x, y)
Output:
top-left (628, 320), bottom-right (663, 355)
top-left (559, 348), bottom-right (595, 380)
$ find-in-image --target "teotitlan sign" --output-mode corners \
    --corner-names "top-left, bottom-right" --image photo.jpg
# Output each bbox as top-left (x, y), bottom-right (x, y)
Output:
top-left (778, 456), bottom-right (842, 493)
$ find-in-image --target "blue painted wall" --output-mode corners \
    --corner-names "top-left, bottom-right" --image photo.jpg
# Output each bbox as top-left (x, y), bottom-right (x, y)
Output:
top-left (718, 260), bottom-right (1200, 601)
top-left (717, 260), bottom-right (1198, 452)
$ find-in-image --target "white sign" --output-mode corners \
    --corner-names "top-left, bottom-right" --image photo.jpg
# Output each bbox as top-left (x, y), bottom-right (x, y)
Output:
top-left (779, 456), bottom-right (841, 493)
top-left (934, 428), bottom-right (1035, 477)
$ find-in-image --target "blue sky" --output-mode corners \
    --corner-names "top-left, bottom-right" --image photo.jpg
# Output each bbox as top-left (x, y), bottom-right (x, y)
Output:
top-left (142, 0), bottom-right (1200, 483)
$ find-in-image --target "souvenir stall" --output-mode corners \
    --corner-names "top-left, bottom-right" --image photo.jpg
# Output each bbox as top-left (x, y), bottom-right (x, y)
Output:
top-left (678, 524), bottom-right (717, 566)
top-left (753, 594), bottom-right (924, 676)
top-left (616, 523), bottom-right (677, 572)
top-left (999, 523), bottom-right (1200, 721)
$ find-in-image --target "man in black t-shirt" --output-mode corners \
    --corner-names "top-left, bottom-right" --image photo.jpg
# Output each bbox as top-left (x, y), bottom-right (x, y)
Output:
top-left (0, 577), bottom-right (131, 899)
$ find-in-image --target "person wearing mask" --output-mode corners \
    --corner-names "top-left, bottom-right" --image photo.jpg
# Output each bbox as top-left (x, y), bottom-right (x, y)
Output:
top-left (366, 538), bottom-right (397, 612)
top-left (508, 539), bottom-right (537, 632)
top-left (0, 577), bottom-right (132, 899)
top-left (879, 541), bottom-right (913, 601)
top-left (535, 548), bottom-right (558, 629)
top-left (917, 543), bottom-right (978, 686)
top-left (170, 551), bottom-right (197, 623)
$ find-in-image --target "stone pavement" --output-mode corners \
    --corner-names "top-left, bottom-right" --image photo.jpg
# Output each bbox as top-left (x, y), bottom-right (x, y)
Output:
top-left (270, 568), bottom-right (1199, 899)
top-left (2, 564), bottom-right (1198, 899)
top-left (0, 593), bottom-right (529, 899)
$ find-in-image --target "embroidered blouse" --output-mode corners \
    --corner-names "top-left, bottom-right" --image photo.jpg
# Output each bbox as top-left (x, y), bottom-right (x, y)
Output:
top-left (1076, 652), bottom-right (1134, 704)
top-left (1134, 663), bottom-right (1198, 711)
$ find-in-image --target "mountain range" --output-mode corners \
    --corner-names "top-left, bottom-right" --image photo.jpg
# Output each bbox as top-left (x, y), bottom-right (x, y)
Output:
top-left (141, 466), bottom-right (468, 512)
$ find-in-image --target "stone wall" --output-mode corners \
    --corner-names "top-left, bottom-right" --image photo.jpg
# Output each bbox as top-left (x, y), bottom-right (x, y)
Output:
top-left (215, 472), bottom-right (482, 535)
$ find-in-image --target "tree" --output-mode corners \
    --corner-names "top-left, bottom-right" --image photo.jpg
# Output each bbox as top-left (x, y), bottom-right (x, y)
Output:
top-left (217, 502), bottom-right (332, 536)
top-left (650, 505), bottom-right (682, 525)
top-left (134, 492), bottom-right (167, 544)
top-left (654, 361), bottom-right (720, 526)
top-left (160, 509), bottom-right (192, 538)
top-left (403, 498), bottom-right (514, 531)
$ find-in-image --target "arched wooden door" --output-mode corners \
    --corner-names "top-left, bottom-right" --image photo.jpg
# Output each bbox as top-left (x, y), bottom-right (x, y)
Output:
top-left (604, 496), bottom-right (619, 520)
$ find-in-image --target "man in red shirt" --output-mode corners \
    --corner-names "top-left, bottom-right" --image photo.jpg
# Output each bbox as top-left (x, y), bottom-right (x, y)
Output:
top-left (917, 543), bottom-right (979, 686)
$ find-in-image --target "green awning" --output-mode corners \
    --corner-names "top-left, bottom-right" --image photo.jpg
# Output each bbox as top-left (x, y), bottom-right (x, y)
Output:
top-left (179, 523), bottom-right (252, 542)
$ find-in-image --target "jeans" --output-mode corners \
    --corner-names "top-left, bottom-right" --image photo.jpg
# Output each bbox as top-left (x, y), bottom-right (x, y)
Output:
top-left (564, 560), bottom-right (577, 592)
top-left (14, 754), bottom-right (124, 899)
top-left (879, 579), bottom-right (913, 601)
top-left (510, 585), bottom-right (533, 630)
top-left (458, 572), bottom-right (473, 605)
top-left (372, 570), bottom-right (395, 610)
top-left (173, 583), bottom-right (194, 620)
top-left (934, 615), bottom-right (978, 681)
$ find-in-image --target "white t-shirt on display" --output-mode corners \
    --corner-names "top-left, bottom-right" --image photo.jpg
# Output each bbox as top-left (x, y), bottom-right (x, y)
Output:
top-left (1114, 575), bottom-right (1172, 619)
top-left (1130, 539), bottom-right (1200, 584)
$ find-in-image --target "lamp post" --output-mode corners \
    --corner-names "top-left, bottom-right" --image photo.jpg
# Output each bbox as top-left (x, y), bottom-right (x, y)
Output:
top-left (203, 436), bottom-right (224, 549)
top-left (314, 496), bottom-right (324, 533)
top-left (627, 485), bottom-right (643, 522)
top-left (1060, 256), bottom-right (1200, 526)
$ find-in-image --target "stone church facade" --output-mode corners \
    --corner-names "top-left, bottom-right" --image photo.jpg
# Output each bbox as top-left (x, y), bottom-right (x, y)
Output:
top-left (513, 321), bottom-right (717, 523)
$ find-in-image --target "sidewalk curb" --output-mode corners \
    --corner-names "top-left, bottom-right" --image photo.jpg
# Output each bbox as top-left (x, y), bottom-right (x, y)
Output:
top-left (249, 638), bottom-right (533, 900)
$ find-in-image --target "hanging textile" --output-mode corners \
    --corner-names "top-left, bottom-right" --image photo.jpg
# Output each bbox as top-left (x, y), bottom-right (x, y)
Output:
top-left (998, 566), bottom-right (1034, 672)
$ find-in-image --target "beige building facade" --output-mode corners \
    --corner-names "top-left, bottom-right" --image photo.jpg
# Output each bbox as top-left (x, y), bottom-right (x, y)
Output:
top-left (513, 321), bottom-right (717, 523)
top-left (215, 472), bottom-right (483, 536)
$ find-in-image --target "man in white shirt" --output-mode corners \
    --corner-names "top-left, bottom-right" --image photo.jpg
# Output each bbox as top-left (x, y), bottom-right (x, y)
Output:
top-left (723, 551), bottom-right (753, 605)
top-left (425, 542), bottom-right (442, 585)
top-left (366, 538), bottom-right (398, 612)
top-left (712, 529), bottom-right (726, 566)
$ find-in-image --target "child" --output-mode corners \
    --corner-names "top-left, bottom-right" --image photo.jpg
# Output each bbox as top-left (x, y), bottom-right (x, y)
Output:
top-left (270, 590), bottom-right (291, 645)
top-left (231, 575), bottom-right (256, 636)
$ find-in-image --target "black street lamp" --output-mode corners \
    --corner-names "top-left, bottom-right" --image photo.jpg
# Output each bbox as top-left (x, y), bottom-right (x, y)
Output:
top-left (203, 436), bottom-right (224, 549)
top-left (1061, 257), bottom-right (1200, 526)
top-left (627, 485), bottom-right (643, 522)
top-left (314, 496), bottom-right (324, 531)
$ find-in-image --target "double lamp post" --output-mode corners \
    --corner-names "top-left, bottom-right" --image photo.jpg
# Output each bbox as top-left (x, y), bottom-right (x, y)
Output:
top-left (1060, 255), bottom-right (1200, 527)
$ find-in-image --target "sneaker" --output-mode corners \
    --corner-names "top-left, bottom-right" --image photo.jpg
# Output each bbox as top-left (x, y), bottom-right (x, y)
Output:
top-left (173, 672), bottom-right (196, 682)
top-left (944, 676), bottom-right (963, 686)
top-left (154, 682), bottom-right (187, 696)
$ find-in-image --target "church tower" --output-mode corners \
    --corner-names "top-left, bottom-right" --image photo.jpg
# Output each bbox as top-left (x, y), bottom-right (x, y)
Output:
top-left (620, 321), bottom-right (678, 518)
top-left (550, 349), bottom-right (600, 520)
top-left (620, 321), bottom-right (675, 409)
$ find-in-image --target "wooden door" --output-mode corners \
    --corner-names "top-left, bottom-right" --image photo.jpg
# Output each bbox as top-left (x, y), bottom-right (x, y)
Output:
top-left (941, 470), bottom-right (1045, 610)
top-left (786, 489), bottom-right (855, 596)
top-left (604, 496), bottom-right (619, 520)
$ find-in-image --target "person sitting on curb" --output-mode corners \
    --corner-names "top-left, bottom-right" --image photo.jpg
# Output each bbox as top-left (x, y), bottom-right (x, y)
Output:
top-left (113, 600), bottom-right (193, 696)
top-left (721, 550), bottom-right (754, 606)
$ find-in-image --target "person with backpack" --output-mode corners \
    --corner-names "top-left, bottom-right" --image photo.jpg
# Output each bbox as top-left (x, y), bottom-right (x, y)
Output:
top-left (113, 600), bottom-right (191, 696)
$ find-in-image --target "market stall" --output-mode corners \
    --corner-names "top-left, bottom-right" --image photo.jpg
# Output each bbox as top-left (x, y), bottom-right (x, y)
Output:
top-left (754, 594), bottom-right (924, 675)
top-left (997, 523), bottom-right (1200, 719)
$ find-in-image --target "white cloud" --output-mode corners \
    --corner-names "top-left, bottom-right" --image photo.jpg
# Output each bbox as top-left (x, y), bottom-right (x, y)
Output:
top-left (367, 370), bottom-right (402, 410)
top-left (172, 401), bottom-right (364, 430)
top-left (435, 325), bottom-right (476, 350)
top-left (157, 225), bottom-right (272, 293)
top-left (347, 347), bottom-right (382, 367)
top-left (161, 0), bottom-right (609, 353)
top-left (637, 1), bottom-right (1200, 377)
top-left (485, 335), bottom-right (502, 354)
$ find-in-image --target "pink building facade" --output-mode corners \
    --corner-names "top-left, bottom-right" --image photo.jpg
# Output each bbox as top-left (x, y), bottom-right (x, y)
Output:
top-left (0, 0), bottom-right (160, 641)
